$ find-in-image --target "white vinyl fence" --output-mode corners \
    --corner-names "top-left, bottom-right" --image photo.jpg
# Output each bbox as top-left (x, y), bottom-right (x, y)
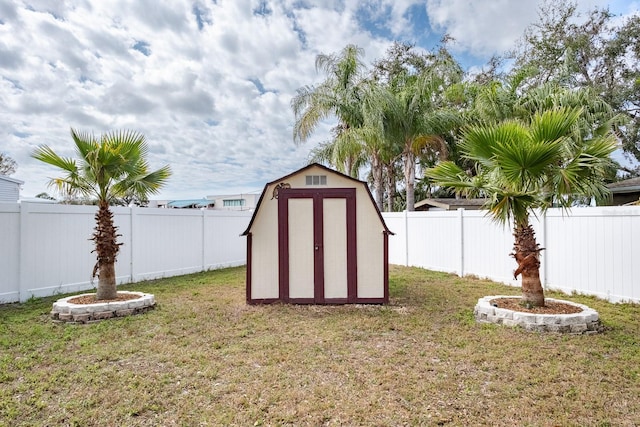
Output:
top-left (0, 202), bottom-right (252, 303)
top-left (2, 203), bottom-right (638, 304)
top-left (383, 207), bottom-right (640, 304)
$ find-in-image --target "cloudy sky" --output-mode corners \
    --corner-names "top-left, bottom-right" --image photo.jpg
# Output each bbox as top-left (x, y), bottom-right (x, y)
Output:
top-left (1, 0), bottom-right (637, 200)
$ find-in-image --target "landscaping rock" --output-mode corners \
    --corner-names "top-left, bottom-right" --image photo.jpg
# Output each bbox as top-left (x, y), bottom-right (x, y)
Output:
top-left (475, 296), bottom-right (601, 334)
top-left (50, 292), bottom-right (156, 324)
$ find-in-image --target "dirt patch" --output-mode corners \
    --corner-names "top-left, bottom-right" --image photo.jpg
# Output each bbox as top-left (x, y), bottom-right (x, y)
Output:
top-left (67, 293), bottom-right (142, 305)
top-left (490, 297), bottom-right (583, 314)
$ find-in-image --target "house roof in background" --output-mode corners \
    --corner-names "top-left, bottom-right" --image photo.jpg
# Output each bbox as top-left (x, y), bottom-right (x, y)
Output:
top-left (607, 177), bottom-right (640, 193)
top-left (415, 198), bottom-right (487, 211)
top-left (0, 175), bottom-right (24, 185)
top-left (167, 199), bottom-right (214, 208)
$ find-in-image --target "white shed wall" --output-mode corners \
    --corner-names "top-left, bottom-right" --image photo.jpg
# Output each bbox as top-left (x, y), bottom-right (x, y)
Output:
top-left (248, 183), bottom-right (280, 299)
top-left (247, 165), bottom-right (388, 301)
top-left (355, 187), bottom-right (385, 298)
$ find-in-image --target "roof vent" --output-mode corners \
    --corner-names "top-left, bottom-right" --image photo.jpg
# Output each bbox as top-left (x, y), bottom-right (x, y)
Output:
top-left (305, 175), bottom-right (327, 185)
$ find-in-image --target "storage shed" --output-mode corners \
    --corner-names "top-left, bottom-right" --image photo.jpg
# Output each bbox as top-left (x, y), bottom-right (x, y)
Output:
top-left (242, 163), bottom-right (392, 304)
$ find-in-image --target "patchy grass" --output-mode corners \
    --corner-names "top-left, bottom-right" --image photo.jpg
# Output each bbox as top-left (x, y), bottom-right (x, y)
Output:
top-left (1, 265), bottom-right (639, 426)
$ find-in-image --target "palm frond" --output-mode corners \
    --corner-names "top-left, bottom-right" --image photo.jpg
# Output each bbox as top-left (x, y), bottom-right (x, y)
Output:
top-left (32, 129), bottom-right (171, 204)
top-left (32, 145), bottom-right (78, 173)
top-left (529, 107), bottom-right (581, 143)
top-left (428, 105), bottom-right (616, 226)
top-left (461, 121), bottom-right (528, 168)
top-left (424, 161), bottom-right (476, 197)
top-left (485, 191), bottom-right (539, 226)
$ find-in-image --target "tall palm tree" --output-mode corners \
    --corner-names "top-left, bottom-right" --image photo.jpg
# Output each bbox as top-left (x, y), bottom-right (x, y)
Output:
top-left (292, 44), bottom-right (366, 151)
top-left (32, 128), bottom-right (171, 300)
top-left (381, 72), bottom-right (459, 211)
top-left (307, 130), bottom-right (367, 179)
top-left (307, 106), bottom-right (389, 211)
top-left (370, 42), bottom-right (464, 211)
top-left (426, 108), bottom-right (616, 306)
top-left (292, 45), bottom-right (391, 210)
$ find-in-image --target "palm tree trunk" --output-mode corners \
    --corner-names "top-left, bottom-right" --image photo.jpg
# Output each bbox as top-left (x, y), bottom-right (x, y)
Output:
top-left (97, 262), bottom-right (117, 300)
top-left (344, 157), bottom-right (354, 178)
top-left (93, 201), bottom-right (121, 300)
top-left (512, 223), bottom-right (545, 307)
top-left (384, 163), bottom-right (395, 212)
top-left (404, 151), bottom-right (416, 211)
top-left (371, 154), bottom-right (383, 211)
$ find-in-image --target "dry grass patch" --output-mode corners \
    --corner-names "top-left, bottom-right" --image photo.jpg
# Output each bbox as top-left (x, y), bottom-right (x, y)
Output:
top-left (1, 265), bottom-right (639, 426)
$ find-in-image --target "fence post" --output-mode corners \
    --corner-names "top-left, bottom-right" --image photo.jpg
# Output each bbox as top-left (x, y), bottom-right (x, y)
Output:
top-left (201, 208), bottom-right (206, 271)
top-left (129, 206), bottom-right (134, 283)
top-left (404, 210), bottom-right (409, 266)
top-left (540, 210), bottom-right (547, 286)
top-left (18, 202), bottom-right (30, 302)
top-left (458, 208), bottom-right (464, 277)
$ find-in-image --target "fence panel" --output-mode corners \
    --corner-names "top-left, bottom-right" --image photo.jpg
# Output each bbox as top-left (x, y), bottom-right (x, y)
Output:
top-left (0, 203), bottom-right (20, 302)
top-left (204, 210), bottom-right (250, 270)
top-left (19, 203), bottom-right (98, 300)
top-left (544, 208), bottom-right (640, 302)
top-left (0, 203), bottom-right (251, 302)
top-left (461, 212), bottom-right (519, 286)
top-left (130, 208), bottom-right (206, 281)
top-left (382, 213), bottom-right (407, 266)
top-left (407, 211), bottom-right (460, 274)
top-left (383, 207), bottom-right (640, 303)
top-left (112, 206), bottom-right (133, 284)
top-left (2, 203), bottom-right (638, 303)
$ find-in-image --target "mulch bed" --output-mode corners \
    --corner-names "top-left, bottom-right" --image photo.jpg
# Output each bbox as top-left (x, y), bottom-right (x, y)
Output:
top-left (490, 297), bottom-right (583, 314)
top-left (68, 293), bottom-right (142, 305)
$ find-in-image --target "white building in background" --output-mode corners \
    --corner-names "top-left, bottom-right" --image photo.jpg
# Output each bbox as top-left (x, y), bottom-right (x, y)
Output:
top-left (148, 193), bottom-right (260, 210)
top-left (0, 175), bottom-right (23, 202)
top-left (206, 193), bottom-right (260, 211)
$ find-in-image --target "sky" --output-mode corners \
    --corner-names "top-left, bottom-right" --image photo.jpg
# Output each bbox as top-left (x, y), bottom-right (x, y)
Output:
top-left (1, 0), bottom-right (638, 201)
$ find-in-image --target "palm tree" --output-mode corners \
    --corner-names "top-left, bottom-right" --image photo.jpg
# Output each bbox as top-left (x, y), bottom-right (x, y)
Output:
top-left (426, 108), bottom-right (616, 307)
top-left (370, 42), bottom-right (464, 212)
top-left (32, 128), bottom-right (171, 300)
top-left (381, 72), bottom-right (459, 211)
top-left (292, 45), bottom-right (391, 210)
top-left (292, 44), bottom-right (367, 150)
top-left (307, 105), bottom-right (389, 211)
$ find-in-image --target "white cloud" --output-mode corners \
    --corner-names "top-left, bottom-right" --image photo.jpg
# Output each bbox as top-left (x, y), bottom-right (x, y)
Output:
top-left (424, 0), bottom-right (638, 58)
top-left (425, 0), bottom-right (540, 56)
top-left (0, 0), bottom-right (631, 200)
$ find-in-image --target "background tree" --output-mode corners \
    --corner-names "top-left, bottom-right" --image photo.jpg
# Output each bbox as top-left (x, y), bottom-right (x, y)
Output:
top-left (512, 0), bottom-right (640, 169)
top-left (35, 192), bottom-right (56, 201)
top-left (293, 42), bottom-right (466, 213)
top-left (432, 65), bottom-right (623, 195)
top-left (427, 108), bottom-right (616, 307)
top-left (372, 42), bottom-right (463, 211)
top-left (308, 131), bottom-right (366, 179)
top-left (292, 45), bottom-right (391, 210)
top-left (32, 129), bottom-right (171, 300)
top-left (0, 152), bottom-right (17, 175)
top-left (292, 44), bottom-right (368, 177)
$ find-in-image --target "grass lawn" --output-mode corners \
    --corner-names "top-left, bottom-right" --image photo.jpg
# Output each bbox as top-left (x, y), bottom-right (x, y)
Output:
top-left (1, 265), bottom-right (639, 426)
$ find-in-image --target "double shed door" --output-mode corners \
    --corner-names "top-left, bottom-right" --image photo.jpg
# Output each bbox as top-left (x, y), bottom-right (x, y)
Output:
top-left (278, 188), bottom-right (357, 303)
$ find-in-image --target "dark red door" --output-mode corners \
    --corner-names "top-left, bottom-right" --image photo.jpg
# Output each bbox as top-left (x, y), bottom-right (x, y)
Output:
top-left (278, 188), bottom-right (357, 303)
